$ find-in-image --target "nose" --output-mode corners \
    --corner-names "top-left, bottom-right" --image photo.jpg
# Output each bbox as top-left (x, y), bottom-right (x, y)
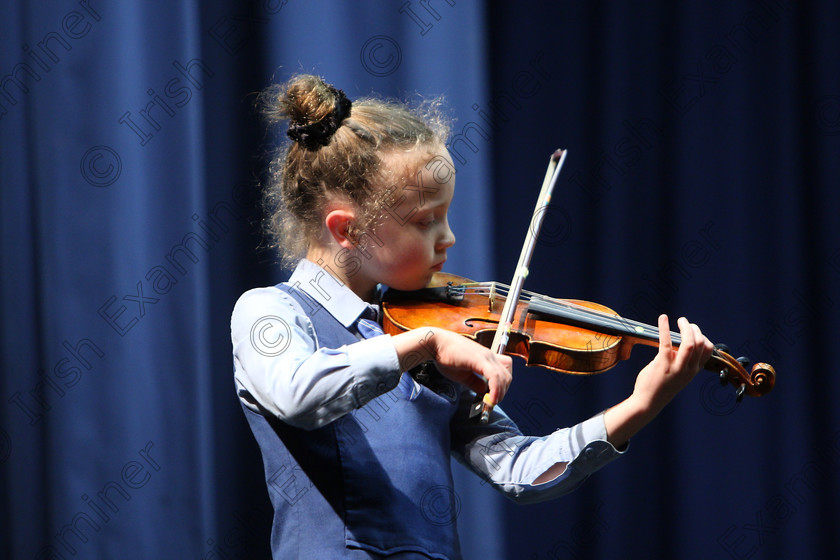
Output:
top-left (437, 220), bottom-right (456, 251)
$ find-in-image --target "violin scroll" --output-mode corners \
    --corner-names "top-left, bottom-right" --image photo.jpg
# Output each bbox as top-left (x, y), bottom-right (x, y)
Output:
top-left (710, 344), bottom-right (775, 402)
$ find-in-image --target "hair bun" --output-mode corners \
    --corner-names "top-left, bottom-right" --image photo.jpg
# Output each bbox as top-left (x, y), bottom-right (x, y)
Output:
top-left (258, 75), bottom-right (353, 150)
top-left (287, 86), bottom-right (351, 150)
top-left (261, 74), bottom-right (352, 150)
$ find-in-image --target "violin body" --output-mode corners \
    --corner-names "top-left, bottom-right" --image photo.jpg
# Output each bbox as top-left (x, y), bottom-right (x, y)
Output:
top-left (382, 273), bottom-right (775, 401)
top-left (384, 274), bottom-right (624, 375)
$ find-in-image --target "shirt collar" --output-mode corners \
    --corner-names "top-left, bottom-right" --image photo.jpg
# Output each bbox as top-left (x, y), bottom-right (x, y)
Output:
top-left (288, 259), bottom-right (377, 328)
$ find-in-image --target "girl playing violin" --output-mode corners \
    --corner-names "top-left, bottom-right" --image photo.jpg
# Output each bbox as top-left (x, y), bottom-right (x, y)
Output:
top-left (230, 74), bottom-right (714, 559)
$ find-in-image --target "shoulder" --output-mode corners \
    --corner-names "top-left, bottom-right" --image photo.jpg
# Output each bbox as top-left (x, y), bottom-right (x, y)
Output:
top-left (233, 285), bottom-right (293, 314)
top-left (231, 285), bottom-right (307, 336)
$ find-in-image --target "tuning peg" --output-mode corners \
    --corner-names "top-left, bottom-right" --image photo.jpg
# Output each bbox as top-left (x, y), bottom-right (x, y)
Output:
top-left (714, 343), bottom-right (730, 354)
top-left (735, 383), bottom-right (746, 402)
top-left (719, 369), bottom-right (729, 386)
top-left (736, 356), bottom-right (751, 369)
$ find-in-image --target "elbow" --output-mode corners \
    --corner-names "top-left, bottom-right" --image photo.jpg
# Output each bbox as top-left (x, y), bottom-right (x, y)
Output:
top-left (273, 392), bottom-right (351, 431)
top-left (499, 485), bottom-right (556, 505)
top-left (277, 410), bottom-right (322, 431)
top-left (266, 373), bottom-right (359, 430)
top-left (496, 473), bottom-right (589, 505)
top-left (487, 483), bottom-right (547, 505)
top-left (504, 491), bottom-right (540, 506)
top-left (272, 395), bottom-right (324, 431)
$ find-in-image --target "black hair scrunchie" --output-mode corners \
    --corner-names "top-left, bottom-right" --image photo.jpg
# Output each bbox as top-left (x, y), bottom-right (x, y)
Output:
top-left (287, 87), bottom-right (352, 150)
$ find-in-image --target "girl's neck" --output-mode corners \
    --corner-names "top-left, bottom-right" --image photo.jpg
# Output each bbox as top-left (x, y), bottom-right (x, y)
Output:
top-left (304, 248), bottom-right (377, 302)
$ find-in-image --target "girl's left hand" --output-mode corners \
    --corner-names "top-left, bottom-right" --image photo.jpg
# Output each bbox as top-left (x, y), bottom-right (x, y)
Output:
top-left (632, 315), bottom-right (714, 414)
top-left (604, 315), bottom-right (713, 448)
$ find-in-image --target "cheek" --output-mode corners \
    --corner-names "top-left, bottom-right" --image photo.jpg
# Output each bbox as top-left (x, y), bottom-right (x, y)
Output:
top-left (373, 224), bottom-right (434, 267)
top-left (387, 240), bottom-right (428, 275)
top-left (370, 235), bottom-right (413, 266)
top-left (390, 243), bottom-right (422, 266)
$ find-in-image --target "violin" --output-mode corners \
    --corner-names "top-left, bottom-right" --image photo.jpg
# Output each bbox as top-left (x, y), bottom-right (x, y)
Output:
top-left (381, 149), bottom-right (775, 420)
top-left (382, 272), bottom-right (776, 401)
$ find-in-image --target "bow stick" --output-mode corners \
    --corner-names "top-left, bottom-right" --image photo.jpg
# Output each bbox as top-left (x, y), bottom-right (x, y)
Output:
top-left (470, 149), bottom-right (568, 423)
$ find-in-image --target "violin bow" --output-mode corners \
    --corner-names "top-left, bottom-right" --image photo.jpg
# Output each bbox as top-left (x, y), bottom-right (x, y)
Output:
top-left (470, 149), bottom-right (568, 423)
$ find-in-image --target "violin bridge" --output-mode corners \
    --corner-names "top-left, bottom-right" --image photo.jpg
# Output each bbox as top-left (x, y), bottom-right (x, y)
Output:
top-left (488, 283), bottom-right (496, 312)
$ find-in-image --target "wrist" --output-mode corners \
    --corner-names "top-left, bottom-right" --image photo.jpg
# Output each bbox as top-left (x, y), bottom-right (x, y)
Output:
top-left (625, 391), bottom-right (659, 419)
top-left (604, 394), bottom-right (657, 449)
top-left (392, 327), bottom-right (441, 371)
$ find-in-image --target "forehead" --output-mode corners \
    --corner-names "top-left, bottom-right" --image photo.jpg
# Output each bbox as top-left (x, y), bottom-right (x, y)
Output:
top-left (379, 146), bottom-right (456, 203)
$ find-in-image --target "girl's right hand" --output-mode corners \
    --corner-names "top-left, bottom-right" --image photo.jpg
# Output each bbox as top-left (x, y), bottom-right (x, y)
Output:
top-left (391, 327), bottom-right (513, 405)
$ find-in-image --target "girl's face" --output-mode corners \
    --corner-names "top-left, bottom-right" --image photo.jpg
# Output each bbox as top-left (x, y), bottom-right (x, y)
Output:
top-left (356, 146), bottom-right (457, 293)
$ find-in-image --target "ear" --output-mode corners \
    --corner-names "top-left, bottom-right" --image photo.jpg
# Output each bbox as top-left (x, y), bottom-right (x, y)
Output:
top-left (324, 208), bottom-right (358, 250)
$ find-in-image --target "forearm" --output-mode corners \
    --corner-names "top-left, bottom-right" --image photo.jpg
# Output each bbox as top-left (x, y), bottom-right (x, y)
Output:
top-left (391, 327), bottom-right (512, 399)
top-left (452, 403), bottom-right (625, 504)
top-left (390, 327), bottom-right (439, 371)
top-left (603, 394), bottom-right (660, 449)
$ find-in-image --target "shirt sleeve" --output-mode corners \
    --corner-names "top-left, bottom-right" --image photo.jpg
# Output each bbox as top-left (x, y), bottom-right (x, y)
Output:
top-left (231, 287), bottom-right (402, 430)
top-left (450, 390), bottom-right (627, 504)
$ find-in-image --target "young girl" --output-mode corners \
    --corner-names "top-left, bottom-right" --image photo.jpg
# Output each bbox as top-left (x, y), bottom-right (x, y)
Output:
top-left (231, 74), bottom-right (713, 559)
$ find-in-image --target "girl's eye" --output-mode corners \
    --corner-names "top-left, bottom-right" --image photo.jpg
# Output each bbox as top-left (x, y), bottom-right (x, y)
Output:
top-left (416, 217), bottom-right (435, 228)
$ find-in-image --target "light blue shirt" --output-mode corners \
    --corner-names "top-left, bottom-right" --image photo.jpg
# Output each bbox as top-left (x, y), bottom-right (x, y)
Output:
top-left (232, 259), bottom-right (626, 503)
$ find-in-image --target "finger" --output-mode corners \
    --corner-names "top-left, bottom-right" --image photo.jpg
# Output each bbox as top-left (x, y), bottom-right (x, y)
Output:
top-left (461, 372), bottom-right (490, 396)
top-left (482, 392), bottom-right (497, 410)
top-left (484, 372), bottom-right (506, 406)
top-left (671, 317), bottom-right (694, 368)
top-left (675, 317), bottom-right (711, 373)
top-left (484, 356), bottom-right (512, 405)
top-left (690, 322), bottom-right (714, 367)
top-left (657, 314), bottom-right (672, 356)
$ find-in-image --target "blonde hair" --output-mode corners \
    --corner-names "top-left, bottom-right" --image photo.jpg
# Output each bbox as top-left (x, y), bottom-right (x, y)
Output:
top-left (257, 74), bottom-right (450, 266)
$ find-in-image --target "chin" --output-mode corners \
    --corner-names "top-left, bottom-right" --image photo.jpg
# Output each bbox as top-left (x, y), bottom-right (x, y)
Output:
top-left (391, 274), bottom-right (431, 291)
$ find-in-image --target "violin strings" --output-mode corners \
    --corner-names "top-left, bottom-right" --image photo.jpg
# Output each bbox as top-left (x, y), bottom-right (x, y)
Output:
top-left (454, 281), bottom-right (683, 345)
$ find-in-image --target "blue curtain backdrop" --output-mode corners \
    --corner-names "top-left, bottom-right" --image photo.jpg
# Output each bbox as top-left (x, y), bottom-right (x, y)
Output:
top-left (1, 1), bottom-right (838, 559)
